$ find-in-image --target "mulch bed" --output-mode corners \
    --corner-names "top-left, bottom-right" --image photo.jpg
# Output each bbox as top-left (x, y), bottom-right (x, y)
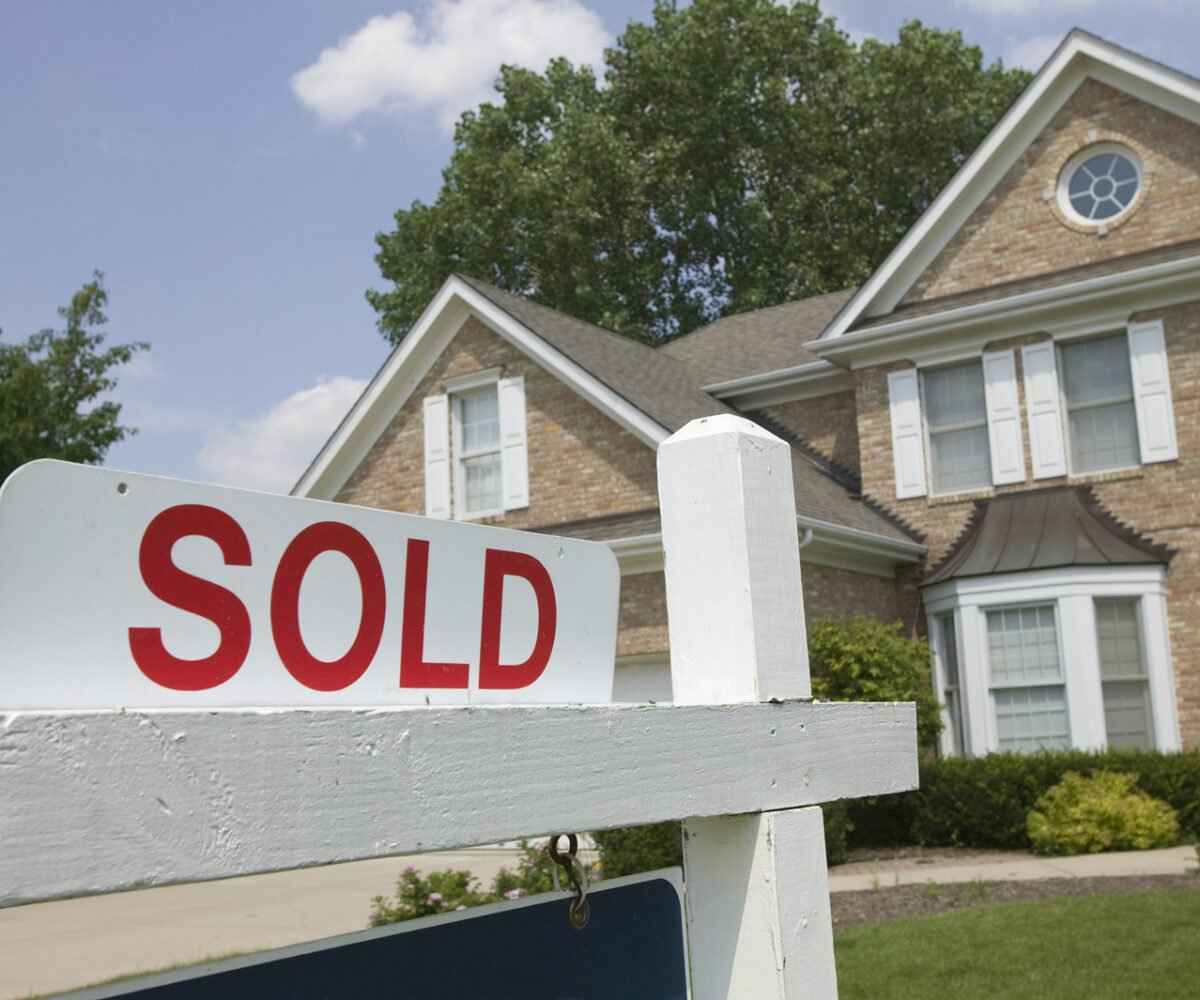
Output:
top-left (831, 874), bottom-right (1200, 928)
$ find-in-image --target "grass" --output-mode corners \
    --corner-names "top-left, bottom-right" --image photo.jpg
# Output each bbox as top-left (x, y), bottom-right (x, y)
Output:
top-left (836, 888), bottom-right (1200, 999)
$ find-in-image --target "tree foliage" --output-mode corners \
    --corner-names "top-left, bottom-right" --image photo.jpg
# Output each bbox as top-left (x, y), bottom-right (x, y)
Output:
top-left (369, 0), bottom-right (1031, 344)
top-left (0, 273), bottom-right (147, 484)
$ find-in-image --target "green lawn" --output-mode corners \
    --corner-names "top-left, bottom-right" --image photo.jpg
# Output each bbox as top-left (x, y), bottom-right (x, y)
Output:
top-left (836, 889), bottom-right (1200, 999)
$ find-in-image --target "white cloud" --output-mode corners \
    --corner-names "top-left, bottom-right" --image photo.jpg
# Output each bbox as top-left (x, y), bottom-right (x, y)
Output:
top-left (955, 0), bottom-right (1098, 13)
top-left (198, 376), bottom-right (367, 493)
top-left (291, 0), bottom-right (611, 132)
top-left (1007, 34), bottom-right (1064, 70)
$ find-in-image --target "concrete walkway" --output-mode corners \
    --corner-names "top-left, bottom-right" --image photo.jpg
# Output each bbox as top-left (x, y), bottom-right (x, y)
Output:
top-left (0, 845), bottom-right (1193, 998)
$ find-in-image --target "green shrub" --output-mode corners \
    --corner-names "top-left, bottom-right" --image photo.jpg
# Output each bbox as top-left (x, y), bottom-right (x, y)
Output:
top-left (593, 822), bottom-right (682, 878)
top-left (847, 749), bottom-right (1200, 851)
top-left (821, 801), bottom-right (853, 866)
top-left (808, 616), bottom-right (942, 750)
top-left (1026, 771), bottom-right (1180, 855)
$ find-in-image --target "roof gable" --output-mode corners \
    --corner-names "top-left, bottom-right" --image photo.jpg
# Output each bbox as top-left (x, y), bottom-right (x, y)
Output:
top-left (820, 30), bottom-right (1200, 342)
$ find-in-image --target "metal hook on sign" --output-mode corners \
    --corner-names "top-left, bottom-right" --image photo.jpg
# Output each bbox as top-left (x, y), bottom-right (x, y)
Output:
top-left (547, 833), bottom-right (590, 930)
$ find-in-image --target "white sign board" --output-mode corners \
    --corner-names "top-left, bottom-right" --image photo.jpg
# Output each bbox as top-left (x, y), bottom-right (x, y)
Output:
top-left (0, 461), bottom-right (618, 709)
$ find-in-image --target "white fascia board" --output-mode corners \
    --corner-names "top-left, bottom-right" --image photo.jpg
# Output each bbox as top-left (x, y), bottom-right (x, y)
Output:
top-left (607, 517), bottom-right (925, 578)
top-left (809, 253), bottom-right (1200, 368)
top-left (294, 276), bottom-right (670, 501)
top-left (923, 564), bottom-right (1167, 611)
top-left (820, 31), bottom-right (1200, 343)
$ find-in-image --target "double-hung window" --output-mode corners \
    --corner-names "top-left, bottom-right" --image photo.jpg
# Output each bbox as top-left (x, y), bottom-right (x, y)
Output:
top-left (455, 386), bottom-right (503, 517)
top-left (422, 372), bottom-right (529, 520)
top-left (923, 362), bottom-right (991, 494)
top-left (1060, 334), bottom-right (1139, 474)
top-left (1094, 598), bottom-right (1155, 749)
top-left (987, 606), bottom-right (1071, 752)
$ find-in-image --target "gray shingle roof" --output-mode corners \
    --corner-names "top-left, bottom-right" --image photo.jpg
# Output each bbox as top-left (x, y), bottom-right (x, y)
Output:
top-left (926, 487), bottom-right (1173, 584)
top-left (658, 289), bottom-right (856, 383)
top-left (459, 275), bottom-right (917, 545)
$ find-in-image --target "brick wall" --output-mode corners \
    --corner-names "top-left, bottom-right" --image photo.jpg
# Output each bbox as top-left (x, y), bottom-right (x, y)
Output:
top-left (907, 79), bottom-right (1200, 304)
top-left (855, 300), bottom-right (1200, 745)
top-left (616, 561), bottom-right (906, 661)
top-left (760, 391), bottom-right (861, 476)
top-left (337, 316), bottom-right (659, 529)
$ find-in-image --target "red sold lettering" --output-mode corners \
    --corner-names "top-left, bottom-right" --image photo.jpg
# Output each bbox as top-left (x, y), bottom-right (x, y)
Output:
top-left (479, 548), bottom-right (557, 690)
top-left (271, 522), bottom-right (386, 692)
top-left (399, 538), bottom-right (469, 688)
top-left (128, 504), bottom-right (252, 691)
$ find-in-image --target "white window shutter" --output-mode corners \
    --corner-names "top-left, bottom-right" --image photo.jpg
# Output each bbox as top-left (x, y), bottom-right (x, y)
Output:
top-left (498, 375), bottom-right (530, 510)
top-left (982, 349), bottom-right (1025, 486)
top-left (887, 369), bottom-right (927, 499)
top-left (422, 394), bottom-right (451, 518)
top-left (1127, 320), bottom-right (1178, 464)
top-left (1021, 343), bottom-right (1067, 479)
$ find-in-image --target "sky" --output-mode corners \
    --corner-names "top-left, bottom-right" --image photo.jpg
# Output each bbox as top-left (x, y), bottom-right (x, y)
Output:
top-left (2, 0), bottom-right (1198, 494)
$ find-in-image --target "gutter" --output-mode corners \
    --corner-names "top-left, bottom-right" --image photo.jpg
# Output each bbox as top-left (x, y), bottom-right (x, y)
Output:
top-left (702, 361), bottom-right (841, 399)
top-left (605, 517), bottom-right (924, 573)
top-left (808, 253), bottom-right (1200, 362)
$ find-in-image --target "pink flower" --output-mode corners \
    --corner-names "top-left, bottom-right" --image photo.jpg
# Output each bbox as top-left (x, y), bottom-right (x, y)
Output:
top-left (504, 888), bottom-right (525, 900)
top-left (425, 892), bottom-right (443, 905)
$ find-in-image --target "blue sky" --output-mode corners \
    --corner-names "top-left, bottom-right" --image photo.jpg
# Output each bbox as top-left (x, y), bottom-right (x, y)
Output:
top-left (2, 1), bottom-right (1197, 492)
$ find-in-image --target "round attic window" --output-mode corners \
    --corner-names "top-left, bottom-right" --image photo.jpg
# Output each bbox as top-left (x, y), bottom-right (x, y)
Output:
top-left (1058, 145), bottom-right (1142, 227)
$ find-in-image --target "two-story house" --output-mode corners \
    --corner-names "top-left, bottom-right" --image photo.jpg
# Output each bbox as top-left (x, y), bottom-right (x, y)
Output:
top-left (295, 30), bottom-right (1198, 756)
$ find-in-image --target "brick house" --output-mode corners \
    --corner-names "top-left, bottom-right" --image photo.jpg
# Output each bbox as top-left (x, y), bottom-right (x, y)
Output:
top-left (296, 31), bottom-right (1198, 754)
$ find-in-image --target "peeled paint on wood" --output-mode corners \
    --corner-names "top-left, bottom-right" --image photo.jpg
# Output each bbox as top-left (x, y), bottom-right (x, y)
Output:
top-left (0, 700), bottom-right (916, 906)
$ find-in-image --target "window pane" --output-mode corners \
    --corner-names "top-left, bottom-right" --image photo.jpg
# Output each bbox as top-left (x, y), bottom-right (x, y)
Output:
top-left (1061, 335), bottom-right (1133, 406)
top-left (930, 426), bottom-right (991, 493)
top-left (460, 388), bottom-right (500, 452)
top-left (939, 615), bottom-right (960, 686)
top-left (1095, 599), bottom-right (1145, 680)
top-left (1095, 598), bottom-right (1153, 750)
top-left (1102, 680), bottom-right (1153, 750)
top-left (987, 606), bottom-right (1062, 685)
top-left (925, 363), bottom-right (986, 430)
top-left (1068, 400), bottom-right (1139, 473)
top-left (939, 614), bottom-right (965, 755)
top-left (995, 686), bottom-right (1071, 752)
top-left (463, 453), bottom-right (502, 513)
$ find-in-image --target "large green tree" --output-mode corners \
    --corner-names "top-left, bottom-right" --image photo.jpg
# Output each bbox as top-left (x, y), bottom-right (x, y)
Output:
top-left (0, 273), bottom-right (148, 484)
top-left (369, 0), bottom-right (1031, 345)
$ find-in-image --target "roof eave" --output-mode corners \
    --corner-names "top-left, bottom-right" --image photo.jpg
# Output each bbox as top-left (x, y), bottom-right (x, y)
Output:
top-left (806, 252), bottom-right (1200, 365)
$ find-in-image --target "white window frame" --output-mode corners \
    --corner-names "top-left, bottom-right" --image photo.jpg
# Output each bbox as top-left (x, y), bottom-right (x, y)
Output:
top-left (446, 369), bottom-right (504, 521)
top-left (984, 603), bottom-right (1072, 754)
top-left (930, 612), bottom-right (968, 757)
top-left (925, 565), bottom-right (1180, 756)
top-left (1056, 143), bottom-right (1143, 230)
top-left (1055, 331), bottom-right (1141, 476)
top-left (919, 359), bottom-right (993, 498)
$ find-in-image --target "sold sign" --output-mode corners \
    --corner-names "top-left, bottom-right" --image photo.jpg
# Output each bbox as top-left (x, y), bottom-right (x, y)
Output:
top-left (0, 462), bottom-right (619, 710)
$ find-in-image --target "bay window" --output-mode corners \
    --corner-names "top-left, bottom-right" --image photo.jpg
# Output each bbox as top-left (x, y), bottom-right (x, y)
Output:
top-left (1095, 597), bottom-right (1155, 750)
top-left (986, 606), bottom-right (1071, 752)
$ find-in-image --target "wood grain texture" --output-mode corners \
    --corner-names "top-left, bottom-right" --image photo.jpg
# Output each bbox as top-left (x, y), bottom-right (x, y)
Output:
top-left (0, 700), bottom-right (916, 906)
top-left (682, 808), bottom-right (836, 1000)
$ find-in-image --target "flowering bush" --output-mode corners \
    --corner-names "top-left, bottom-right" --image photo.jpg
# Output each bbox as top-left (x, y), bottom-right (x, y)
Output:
top-left (370, 840), bottom-right (568, 926)
top-left (1026, 771), bottom-right (1180, 856)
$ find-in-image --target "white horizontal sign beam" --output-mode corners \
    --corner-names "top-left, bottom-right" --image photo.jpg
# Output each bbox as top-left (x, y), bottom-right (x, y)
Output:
top-left (0, 461), bottom-right (618, 709)
top-left (0, 700), bottom-right (917, 906)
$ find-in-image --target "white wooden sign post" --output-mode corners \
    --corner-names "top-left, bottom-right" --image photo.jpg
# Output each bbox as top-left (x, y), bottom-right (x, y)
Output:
top-left (0, 417), bottom-right (917, 998)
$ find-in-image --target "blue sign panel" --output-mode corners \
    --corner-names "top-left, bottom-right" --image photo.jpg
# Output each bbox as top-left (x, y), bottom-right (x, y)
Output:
top-left (63, 870), bottom-right (689, 1000)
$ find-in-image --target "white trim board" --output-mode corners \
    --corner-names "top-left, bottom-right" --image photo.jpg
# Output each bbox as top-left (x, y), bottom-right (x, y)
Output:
top-left (811, 253), bottom-right (1200, 369)
top-left (819, 30), bottom-right (1200, 343)
top-left (293, 276), bottom-right (671, 501)
top-left (0, 700), bottom-right (916, 906)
